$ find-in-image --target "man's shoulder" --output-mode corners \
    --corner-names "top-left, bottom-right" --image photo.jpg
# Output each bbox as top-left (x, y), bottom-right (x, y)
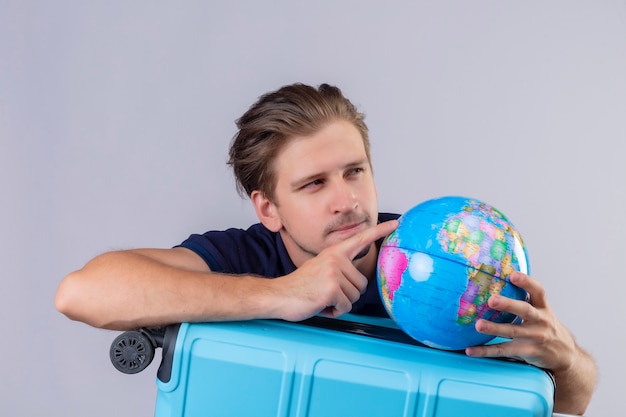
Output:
top-left (212, 223), bottom-right (279, 247)
top-left (178, 223), bottom-right (292, 275)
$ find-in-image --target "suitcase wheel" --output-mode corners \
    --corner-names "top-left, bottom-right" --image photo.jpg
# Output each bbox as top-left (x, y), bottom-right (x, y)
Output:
top-left (109, 330), bottom-right (155, 374)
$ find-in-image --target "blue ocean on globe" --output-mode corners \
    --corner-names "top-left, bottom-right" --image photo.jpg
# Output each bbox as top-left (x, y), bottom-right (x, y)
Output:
top-left (377, 196), bottom-right (530, 350)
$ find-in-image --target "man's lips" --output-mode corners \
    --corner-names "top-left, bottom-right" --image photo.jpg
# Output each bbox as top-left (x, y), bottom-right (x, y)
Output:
top-left (328, 220), bottom-right (366, 235)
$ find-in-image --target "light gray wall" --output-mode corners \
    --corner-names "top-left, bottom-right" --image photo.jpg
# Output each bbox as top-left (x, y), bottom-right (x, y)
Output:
top-left (2, 1), bottom-right (624, 415)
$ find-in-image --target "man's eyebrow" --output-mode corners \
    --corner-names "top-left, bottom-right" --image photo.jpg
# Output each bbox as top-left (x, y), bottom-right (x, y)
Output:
top-left (290, 172), bottom-right (324, 189)
top-left (345, 158), bottom-right (369, 169)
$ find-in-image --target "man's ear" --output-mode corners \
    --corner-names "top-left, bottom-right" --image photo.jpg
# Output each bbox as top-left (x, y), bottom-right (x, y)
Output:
top-left (251, 190), bottom-right (282, 232)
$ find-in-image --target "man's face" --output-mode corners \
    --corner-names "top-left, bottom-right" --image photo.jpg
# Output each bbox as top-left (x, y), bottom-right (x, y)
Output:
top-left (266, 119), bottom-right (378, 266)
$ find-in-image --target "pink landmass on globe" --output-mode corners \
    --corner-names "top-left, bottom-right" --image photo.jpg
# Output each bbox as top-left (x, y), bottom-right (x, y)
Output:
top-left (379, 246), bottom-right (408, 300)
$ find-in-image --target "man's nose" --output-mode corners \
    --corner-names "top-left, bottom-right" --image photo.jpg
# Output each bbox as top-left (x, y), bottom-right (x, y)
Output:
top-left (331, 180), bottom-right (358, 213)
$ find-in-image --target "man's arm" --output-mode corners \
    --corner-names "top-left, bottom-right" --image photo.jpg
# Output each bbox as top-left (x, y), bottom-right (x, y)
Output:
top-left (55, 220), bottom-right (399, 331)
top-left (465, 272), bottom-right (597, 415)
top-left (55, 247), bottom-right (285, 330)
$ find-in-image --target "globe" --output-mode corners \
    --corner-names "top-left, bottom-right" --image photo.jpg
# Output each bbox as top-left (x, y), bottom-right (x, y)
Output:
top-left (377, 196), bottom-right (530, 350)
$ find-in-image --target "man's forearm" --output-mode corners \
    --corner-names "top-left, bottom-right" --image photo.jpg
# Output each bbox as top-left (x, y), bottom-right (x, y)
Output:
top-left (552, 346), bottom-right (597, 415)
top-left (55, 249), bottom-right (279, 330)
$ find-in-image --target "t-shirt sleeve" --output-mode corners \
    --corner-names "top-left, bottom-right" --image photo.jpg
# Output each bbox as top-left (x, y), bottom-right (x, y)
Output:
top-left (176, 225), bottom-right (296, 277)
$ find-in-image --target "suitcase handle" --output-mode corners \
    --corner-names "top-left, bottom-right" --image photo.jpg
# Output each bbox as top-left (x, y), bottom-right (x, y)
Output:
top-left (300, 315), bottom-right (434, 348)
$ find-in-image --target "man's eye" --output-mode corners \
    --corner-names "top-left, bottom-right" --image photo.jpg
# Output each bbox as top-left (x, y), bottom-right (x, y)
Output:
top-left (304, 179), bottom-right (324, 189)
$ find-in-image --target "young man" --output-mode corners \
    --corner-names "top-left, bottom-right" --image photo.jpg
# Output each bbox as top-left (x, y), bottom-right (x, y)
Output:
top-left (55, 83), bottom-right (596, 414)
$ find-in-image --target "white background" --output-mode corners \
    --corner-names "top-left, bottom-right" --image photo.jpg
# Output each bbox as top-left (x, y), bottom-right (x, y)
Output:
top-left (2, 1), bottom-right (624, 415)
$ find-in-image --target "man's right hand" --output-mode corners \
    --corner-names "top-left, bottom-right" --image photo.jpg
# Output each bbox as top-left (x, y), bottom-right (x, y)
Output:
top-left (271, 219), bottom-right (398, 321)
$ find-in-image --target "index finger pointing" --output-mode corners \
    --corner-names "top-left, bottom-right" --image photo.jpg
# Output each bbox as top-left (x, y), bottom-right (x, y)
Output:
top-left (340, 219), bottom-right (398, 260)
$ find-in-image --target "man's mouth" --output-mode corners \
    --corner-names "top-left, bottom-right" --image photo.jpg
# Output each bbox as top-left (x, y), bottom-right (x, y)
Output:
top-left (332, 223), bottom-right (363, 233)
top-left (326, 217), bottom-right (369, 237)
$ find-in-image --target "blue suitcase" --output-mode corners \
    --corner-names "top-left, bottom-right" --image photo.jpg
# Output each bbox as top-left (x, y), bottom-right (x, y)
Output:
top-left (111, 314), bottom-right (557, 417)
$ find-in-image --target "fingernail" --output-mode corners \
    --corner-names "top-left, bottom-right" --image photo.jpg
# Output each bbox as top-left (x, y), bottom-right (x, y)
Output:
top-left (489, 295), bottom-right (500, 306)
top-left (475, 319), bottom-right (487, 332)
